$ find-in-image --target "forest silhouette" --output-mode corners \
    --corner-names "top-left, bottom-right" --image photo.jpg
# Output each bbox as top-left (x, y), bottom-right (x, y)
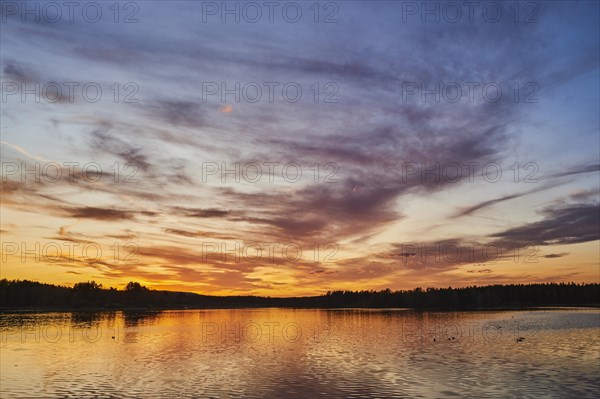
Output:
top-left (1, 279), bottom-right (598, 310)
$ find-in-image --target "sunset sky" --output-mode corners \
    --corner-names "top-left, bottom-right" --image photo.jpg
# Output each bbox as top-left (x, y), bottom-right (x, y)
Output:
top-left (1, 1), bottom-right (599, 296)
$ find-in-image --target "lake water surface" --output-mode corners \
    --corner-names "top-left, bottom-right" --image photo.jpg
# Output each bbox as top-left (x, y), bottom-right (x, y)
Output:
top-left (1, 308), bottom-right (598, 398)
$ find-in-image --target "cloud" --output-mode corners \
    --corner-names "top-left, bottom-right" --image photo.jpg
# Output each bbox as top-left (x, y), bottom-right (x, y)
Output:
top-left (220, 113), bottom-right (513, 241)
top-left (90, 129), bottom-right (151, 171)
top-left (385, 203), bottom-right (599, 271)
top-left (569, 189), bottom-right (599, 202)
top-left (545, 164), bottom-right (600, 179)
top-left (543, 253), bottom-right (569, 259)
top-left (2, 1), bottom-right (598, 293)
top-left (163, 228), bottom-right (236, 240)
top-left (467, 269), bottom-right (493, 274)
top-left (147, 100), bottom-right (206, 128)
top-left (491, 203), bottom-right (600, 246)
top-left (2, 60), bottom-right (73, 102)
top-left (67, 206), bottom-right (155, 221)
top-left (2, 60), bottom-right (38, 83)
top-left (453, 183), bottom-right (561, 218)
top-left (172, 207), bottom-right (232, 218)
top-left (448, 164), bottom-right (599, 218)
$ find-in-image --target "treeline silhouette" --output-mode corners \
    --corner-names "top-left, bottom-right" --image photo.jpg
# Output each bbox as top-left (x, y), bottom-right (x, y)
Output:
top-left (1, 279), bottom-right (598, 310)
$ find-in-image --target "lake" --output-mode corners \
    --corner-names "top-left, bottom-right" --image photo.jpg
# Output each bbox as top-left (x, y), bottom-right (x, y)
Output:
top-left (1, 308), bottom-right (598, 398)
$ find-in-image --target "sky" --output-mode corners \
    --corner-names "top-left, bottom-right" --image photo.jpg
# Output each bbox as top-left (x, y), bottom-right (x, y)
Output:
top-left (0, 0), bottom-right (599, 296)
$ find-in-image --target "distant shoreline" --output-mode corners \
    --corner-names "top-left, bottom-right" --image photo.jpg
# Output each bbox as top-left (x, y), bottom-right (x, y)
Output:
top-left (2, 280), bottom-right (598, 312)
top-left (2, 304), bottom-right (599, 314)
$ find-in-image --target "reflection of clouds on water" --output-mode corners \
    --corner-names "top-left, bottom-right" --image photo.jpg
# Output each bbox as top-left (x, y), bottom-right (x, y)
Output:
top-left (0, 309), bottom-right (598, 397)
